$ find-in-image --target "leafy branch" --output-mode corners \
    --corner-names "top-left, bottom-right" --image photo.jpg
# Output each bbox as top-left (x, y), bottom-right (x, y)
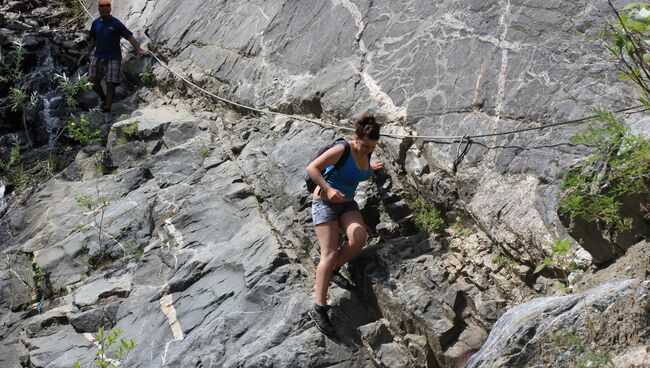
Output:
top-left (604, 1), bottom-right (650, 105)
top-left (559, 110), bottom-right (650, 236)
top-left (73, 327), bottom-right (136, 368)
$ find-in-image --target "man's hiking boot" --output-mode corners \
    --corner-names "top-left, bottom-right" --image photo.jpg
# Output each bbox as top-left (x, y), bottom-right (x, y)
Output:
top-left (330, 268), bottom-right (353, 290)
top-left (309, 304), bottom-right (336, 337)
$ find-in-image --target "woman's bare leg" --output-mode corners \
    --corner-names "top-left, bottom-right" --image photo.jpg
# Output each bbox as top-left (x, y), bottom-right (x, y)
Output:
top-left (334, 210), bottom-right (367, 268)
top-left (314, 221), bottom-right (340, 306)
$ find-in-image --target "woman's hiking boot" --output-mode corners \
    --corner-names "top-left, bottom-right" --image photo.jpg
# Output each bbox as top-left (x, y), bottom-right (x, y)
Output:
top-left (330, 268), bottom-right (353, 290)
top-left (102, 108), bottom-right (111, 124)
top-left (309, 304), bottom-right (336, 337)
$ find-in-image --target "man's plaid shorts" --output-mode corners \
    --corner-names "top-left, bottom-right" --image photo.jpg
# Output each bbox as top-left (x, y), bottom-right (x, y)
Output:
top-left (89, 57), bottom-right (121, 84)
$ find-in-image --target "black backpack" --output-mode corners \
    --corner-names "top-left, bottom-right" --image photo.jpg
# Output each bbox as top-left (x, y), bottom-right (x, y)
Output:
top-left (304, 138), bottom-right (351, 193)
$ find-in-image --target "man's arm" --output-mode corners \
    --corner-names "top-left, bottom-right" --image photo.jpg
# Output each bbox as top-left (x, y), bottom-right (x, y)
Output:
top-left (127, 36), bottom-right (148, 56)
top-left (78, 38), bottom-right (96, 65)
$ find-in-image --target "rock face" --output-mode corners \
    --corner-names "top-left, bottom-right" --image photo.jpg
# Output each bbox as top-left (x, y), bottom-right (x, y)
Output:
top-left (0, 1), bottom-right (648, 368)
top-left (467, 278), bottom-right (649, 368)
top-left (108, 0), bottom-right (639, 260)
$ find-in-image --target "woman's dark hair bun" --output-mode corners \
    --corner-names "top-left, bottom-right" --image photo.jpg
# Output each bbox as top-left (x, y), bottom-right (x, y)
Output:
top-left (355, 113), bottom-right (380, 140)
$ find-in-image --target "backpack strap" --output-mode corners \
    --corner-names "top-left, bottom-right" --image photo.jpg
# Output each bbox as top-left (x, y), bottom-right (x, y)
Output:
top-left (322, 139), bottom-right (350, 181)
top-left (333, 139), bottom-right (350, 170)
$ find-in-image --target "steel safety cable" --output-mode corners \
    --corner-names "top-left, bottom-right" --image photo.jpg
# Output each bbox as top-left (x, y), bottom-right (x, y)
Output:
top-left (73, 0), bottom-right (647, 143)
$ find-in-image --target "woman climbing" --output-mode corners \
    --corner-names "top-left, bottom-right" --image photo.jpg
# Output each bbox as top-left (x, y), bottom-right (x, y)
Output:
top-left (306, 114), bottom-right (384, 337)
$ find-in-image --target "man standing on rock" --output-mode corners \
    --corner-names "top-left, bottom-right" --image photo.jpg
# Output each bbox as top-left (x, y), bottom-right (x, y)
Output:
top-left (78, 0), bottom-right (147, 123)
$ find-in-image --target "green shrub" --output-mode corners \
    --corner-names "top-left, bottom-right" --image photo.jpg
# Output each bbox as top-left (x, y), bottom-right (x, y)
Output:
top-left (8, 87), bottom-right (38, 148)
top-left (559, 110), bottom-right (650, 234)
top-left (412, 198), bottom-right (445, 233)
top-left (122, 122), bottom-right (139, 138)
top-left (55, 73), bottom-right (93, 113)
top-left (449, 216), bottom-right (472, 238)
top-left (118, 122), bottom-right (139, 146)
top-left (62, 0), bottom-right (85, 17)
top-left (139, 66), bottom-right (157, 87)
top-left (0, 41), bottom-right (26, 84)
top-left (2, 137), bottom-right (31, 192)
top-left (67, 112), bottom-right (102, 146)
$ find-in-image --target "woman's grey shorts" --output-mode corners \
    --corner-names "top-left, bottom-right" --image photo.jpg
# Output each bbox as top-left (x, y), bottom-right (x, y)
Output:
top-left (311, 200), bottom-right (360, 226)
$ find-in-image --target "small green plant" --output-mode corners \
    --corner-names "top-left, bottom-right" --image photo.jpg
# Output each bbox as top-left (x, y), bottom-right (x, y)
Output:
top-left (493, 254), bottom-right (519, 269)
top-left (534, 238), bottom-right (579, 292)
top-left (2, 137), bottom-right (31, 192)
top-left (552, 330), bottom-right (584, 350)
top-left (0, 41), bottom-right (26, 84)
top-left (62, 0), bottom-right (85, 17)
top-left (534, 238), bottom-right (572, 274)
top-left (29, 260), bottom-right (49, 303)
top-left (123, 240), bottom-right (144, 263)
top-left (448, 216), bottom-right (472, 238)
top-left (138, 65), bottom-right (157, 87)
top-left (73, 326), bottom-right (136, 368)
top-left (55, 73), bottom-right (93, 113)
top-left (75, 224), bottom-right (89, 233)
top-left (122, 122), bottom-right (139, 138)
top-left (33, 265), bottom-right (45, 285)
top-left (117, 122), bottom-right (139, 146)
top-left (76, 195), bottom-right (98, 210)
top-left (551, 330), bottom-right (614, 367)
top-left (162, 208), bottom-right (179, 221)
top-left (199, 142), bottom-right (210, 158)
top-left (67, 112), bottom-right (102, 146)
top-left (52, 73), bottom-right (98, 156)
top-left (75, 189), bottom-right (110, 268)
top-left (1, 42), bottom-right (35, 147)
top-left (412, 198), bottom-right (445, 233)
top-left (8, 87), bottom-right (38, 148)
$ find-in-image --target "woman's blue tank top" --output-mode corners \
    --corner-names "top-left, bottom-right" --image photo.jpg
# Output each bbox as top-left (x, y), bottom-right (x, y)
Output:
top-left (323, 150), bottom-right (371, 198)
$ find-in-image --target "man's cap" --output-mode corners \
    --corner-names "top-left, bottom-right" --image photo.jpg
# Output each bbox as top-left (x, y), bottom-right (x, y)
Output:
top-left (98, 0), bottom-right (111, 6)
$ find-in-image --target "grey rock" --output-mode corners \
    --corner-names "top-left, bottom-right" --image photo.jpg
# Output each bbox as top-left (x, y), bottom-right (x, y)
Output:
top-left (23, 324), bottom-right (94, 368)
top-left (7, 1), bottom-right (28, 12)
top-left (5, 20), bottom-right (33, 31)
top-left (73, 273), bottom-right (132, 309)
top-left (376, 342), bottom-right (412, 368)
top-left (0, 336), bottom-right (29, 367)
top-left (0, 251), bottom-right (34, 310)
top-left (467, 279), bottom-right (648, 368)
top-left (35, 233), bottom-right (85, 287)
top-left (24, 305), bottom-right (77, 337)
top-left (108, 141), bottom-right (148, 169)
top-left (21, 32), bottom-right (44, 50)
top-left (1, 1), bottom-right (649, 367)
top-left (611, 345), bottom-right (650, 368)
top-left (359, 319), bottom-right (393, 348)
top-left (69, 302), bottom-right (120, 333)
top-left (376, 221), bottom-right (399, 239)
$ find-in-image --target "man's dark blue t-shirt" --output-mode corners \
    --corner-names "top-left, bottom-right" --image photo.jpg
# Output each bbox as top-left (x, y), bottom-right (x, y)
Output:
top-left (90, 16), bottom-right (133, 60)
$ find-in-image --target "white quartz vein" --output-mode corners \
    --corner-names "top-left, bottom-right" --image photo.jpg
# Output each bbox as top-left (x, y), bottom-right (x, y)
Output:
top-left (160, 294), bottom-right (184, 366)
top-left (360, 68), bottom-right (407, 120)
top-left (496, 0), bottom-right (512, 117)
top-left (332, 0), bottom-right (367, 52)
